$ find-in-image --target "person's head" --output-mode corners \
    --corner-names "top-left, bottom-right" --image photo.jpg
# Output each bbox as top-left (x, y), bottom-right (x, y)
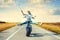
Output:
top-left (27, 11), bottom-right (31, 15)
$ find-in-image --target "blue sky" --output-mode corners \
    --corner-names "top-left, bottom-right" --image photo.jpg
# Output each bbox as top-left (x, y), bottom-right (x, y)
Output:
top-left (0, 0), bottom-right (60, 14)
top-left (0, 0), bottom-right (60, 22)
top-left (15, 0), bottom-right (28, 6)
top-left (45, 0), bottom-right (60, 8)
top-left (45, 0), bottom-right (60, 15)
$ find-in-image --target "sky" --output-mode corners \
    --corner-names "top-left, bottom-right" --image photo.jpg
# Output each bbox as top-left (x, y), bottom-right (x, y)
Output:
top-left (0, 0), bottom-right (60, 22)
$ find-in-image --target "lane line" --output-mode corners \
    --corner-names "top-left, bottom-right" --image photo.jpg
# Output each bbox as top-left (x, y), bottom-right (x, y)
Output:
top-left (35, 25), bottom-right (60, 40)
top-left (6, 25), bottom-right (60, 40)
top-left (6, 26), bottom-right (24, 40)
top-left (52, 35), bottom-right (60, 40)
top-left (40, 27), bottom-right (60, 40)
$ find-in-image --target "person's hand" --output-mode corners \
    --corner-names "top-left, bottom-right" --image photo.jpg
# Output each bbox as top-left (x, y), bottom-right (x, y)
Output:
top-left (34, 16), bottom-right (36, 17)
top-left (32, 17), bottom-right (35, 19)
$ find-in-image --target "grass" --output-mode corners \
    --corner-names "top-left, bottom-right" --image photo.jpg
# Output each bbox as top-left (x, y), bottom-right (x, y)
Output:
top-left (0, 23), bottom-right (16, 32)
top-left (37, 23), bottom-right (60, 34)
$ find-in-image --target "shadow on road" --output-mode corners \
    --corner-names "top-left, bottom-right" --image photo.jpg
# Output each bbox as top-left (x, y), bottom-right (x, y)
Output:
top-left (28, 33), bottom-right (58, 37)
top-left (29, 33), bottom-right (44, 37)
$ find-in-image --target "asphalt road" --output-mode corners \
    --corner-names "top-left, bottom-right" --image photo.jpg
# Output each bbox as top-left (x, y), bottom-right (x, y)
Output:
top-left (0, 25), bottom-right (60, 40)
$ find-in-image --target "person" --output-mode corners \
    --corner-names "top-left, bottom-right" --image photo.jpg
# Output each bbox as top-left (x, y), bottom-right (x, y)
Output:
top-left (20, 10), bottom-right (35, 25)
top-left (20, 10), bottom-right (35, 37)
top-left (26, 21), bottom-right (32, 36)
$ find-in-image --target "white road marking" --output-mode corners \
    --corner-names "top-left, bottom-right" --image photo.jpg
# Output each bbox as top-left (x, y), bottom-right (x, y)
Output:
top-left (52, 35), bottom-right (60, 40)
top-left (37, 25), bottom-right (60, 40)
top-left (6, 25), bottom-right (60, 40)
top-left (6, 26), bottom-right (24, 40)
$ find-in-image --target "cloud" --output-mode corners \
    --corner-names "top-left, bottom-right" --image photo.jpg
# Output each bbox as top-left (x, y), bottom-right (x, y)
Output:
top-left (0, 5), bottom-right (9, 9)
top-left (28, 0), bottom-right (51, 5)
top-left (22, 0), bottom-right (55, 15)
top-left (0, 0), bottom-right (16, 8)
top-left (5, 0), bottom-right (15, 5)
top-left (0, 0), bottom-right (60, 22)
top-left (26, 0), bottom-right (60, 15)
top-left (20, 0), bottom-right (60, 22)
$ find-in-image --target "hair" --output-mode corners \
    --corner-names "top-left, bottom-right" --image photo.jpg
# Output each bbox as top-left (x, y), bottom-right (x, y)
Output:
top-left (27, 11), bottom-right (31, 15)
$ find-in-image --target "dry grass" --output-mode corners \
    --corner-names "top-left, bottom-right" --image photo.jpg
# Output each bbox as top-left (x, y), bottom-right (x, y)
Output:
top-left (0, 23), bottom-right (16, 32)
top-left (37, 23), bottom-right (60, 34)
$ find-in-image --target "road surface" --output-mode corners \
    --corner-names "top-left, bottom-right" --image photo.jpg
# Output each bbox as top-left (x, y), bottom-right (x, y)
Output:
top-left (0, 25), bottom-right (60, 40)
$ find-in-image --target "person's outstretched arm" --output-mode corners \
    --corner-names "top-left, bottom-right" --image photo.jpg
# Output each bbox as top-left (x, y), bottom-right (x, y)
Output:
top-left (21, 10), bottom-right (26, 16)
top-left (32, 16), bottom-right (36, 19)
top-left (21, 10), bottom-right (26, 18)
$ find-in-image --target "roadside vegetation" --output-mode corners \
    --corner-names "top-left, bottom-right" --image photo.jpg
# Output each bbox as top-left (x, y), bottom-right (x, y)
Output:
top-left (0, 22), bottom-right (16, 32)
top-left (37, 22), bottom-right (60, 34)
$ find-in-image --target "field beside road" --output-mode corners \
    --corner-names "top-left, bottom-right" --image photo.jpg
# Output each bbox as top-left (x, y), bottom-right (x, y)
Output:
top-left (37, 22), bottom-right (60, 34)
top-left (0, 22), bottom-right (16, 32)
